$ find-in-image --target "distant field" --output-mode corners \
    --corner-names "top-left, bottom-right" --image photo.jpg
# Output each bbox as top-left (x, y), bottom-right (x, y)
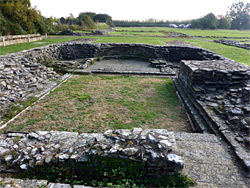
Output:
top-left (1, 27), bottom-right (249, 66)
top-left (113, 31), bottom-right (165, 36)
top-left (115, 27), bottom-right (250, 38)
top-left (91, 36), bottom-right (166, 45)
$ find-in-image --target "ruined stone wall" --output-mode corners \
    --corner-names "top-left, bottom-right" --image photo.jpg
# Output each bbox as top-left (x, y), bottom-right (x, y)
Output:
top-left (175, 60), bottom-right (250, 172)
top-left (0, 46), bottom-right (61, 116)
top-left (0, 42), bottom-right (250, 177)
top-left (215, 39), bottom-right (250, 50)
top-left (0, 43), bottom-right (223, 116)
top-left (58, 43), bottom-right (222, 62)
top-left (0, 129), bottom-right (183, 175)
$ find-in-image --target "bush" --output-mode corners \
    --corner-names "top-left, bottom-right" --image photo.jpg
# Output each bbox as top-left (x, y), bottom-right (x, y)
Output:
top-left (54, 24), bottom-right (70, 32)
top-left (18, 157), bottom-right (196, 187)
top-left (69, 25), bottom-right (81, 31)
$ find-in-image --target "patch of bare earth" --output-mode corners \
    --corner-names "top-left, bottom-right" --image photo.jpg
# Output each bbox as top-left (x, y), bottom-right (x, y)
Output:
top-left (6, 75), bottom-right (191, 133)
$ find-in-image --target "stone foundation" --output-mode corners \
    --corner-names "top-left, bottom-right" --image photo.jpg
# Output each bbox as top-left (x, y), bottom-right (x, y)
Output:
top-left (0, 42), bottom-right (250, 176)
top-left (215, 39), bottom-right (250, 50)
top-left (0, 129), bottom-right (183, 175)
top-left (0, 43), bottom-right (223, 118)
top-left (174, 60), bottom-right (250, 172)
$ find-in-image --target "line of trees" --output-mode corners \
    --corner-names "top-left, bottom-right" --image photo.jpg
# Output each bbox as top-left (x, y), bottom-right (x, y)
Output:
top-left (114, 1), bottom-right (250, 30)
top-left (191, 2), bottom-right (249, 30)
top-left (0, 0), bottom-right (115, 35)
top-left (114, 19), bottom-right (191, 27)
top-left (56, 12), bottom-right (114, 31)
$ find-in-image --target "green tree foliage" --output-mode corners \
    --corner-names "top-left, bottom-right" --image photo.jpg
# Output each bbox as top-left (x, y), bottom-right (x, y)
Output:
top-left (191, 13), bottom-right (218, 29)
top-left (0, 0), bottom-right (31, 7)
top-left (78, 12), bottom-right (96, 29)
top-left (228, 1), bottom-right (250, 30)
top-left (113, 20), bottom-right (190, 27)
top-left (93, 14), bottom-right (114, 27)
top-left (60, 17), bottom-right (66, 25)
top-left (0, 0), bottom-right (55, 35)
top-left (217, 16), bottom-right (231, 29)
top-left (55, 12), bottom-right (114, 31)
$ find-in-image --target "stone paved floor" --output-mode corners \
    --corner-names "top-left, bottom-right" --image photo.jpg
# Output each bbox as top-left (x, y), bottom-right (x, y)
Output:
top-left (175, 132), bottom-right (249, 188)
top-left (86, 59), bottom-right (160, 72)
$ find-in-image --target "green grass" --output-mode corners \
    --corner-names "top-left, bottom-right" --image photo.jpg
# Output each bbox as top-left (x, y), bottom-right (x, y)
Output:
top-left (0, 37), bottom-right (85, 55)
top-left (91, 36), bottom-right (166, 45)
top-left (18, 157), bottom-right (196, 187)
top-left (115, 27), bottom-right (250, 38)
top-left (113, 31), bottom-right (165, 36)
top-left (96, 23), bottom-right (111, 30)
top-left (1, 27), bottom-right (249, 66)
top-left (0, 96), bottom-right (38, 125)
top-left (178, 39), bottom-right (250, 66)
top-left (5, 75), bottom-right (189, 133)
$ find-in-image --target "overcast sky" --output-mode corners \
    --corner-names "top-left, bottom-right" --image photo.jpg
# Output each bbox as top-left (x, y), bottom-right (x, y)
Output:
top-left (31, 0), bottom-right (246, 21)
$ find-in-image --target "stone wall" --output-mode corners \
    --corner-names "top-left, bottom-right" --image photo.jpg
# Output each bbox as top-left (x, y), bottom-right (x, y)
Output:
top-left (215, 39), bottom-right (250, 50)
top-left (58, 43), bottom-right (222, 62)
top-left (0, 45), bottom-right (64, 119)
top-left (175, 60), bottom-right (250, 172)
top-left (0, 34), bottom-right (43, 47)
top-left (2, 42), bottom-right (249, 175)
top-left (0, 43), bottom-right (224, 118)
top-left (0, 129), bottom-right (183, 175)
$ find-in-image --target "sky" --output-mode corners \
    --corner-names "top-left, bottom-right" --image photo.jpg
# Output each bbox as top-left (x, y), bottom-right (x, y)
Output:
top-left (30, 0), bottom-right (246, 21)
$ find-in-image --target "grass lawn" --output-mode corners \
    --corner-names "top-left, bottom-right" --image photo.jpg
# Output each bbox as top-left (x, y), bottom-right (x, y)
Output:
top-left (113, 31), bottom-right (165, 36)
top-left (115, 27), bottom-right (250, 38)
top-left (4, 75), bottom-right (190, 133)
top-left (167, 38), bottom-right (250, 66)
top-left (91, 35), bottom-right (166, 45)
top-left (0, 37), bottom-right (85, 55)
top-left (178, 39), bottom-right (250, 66)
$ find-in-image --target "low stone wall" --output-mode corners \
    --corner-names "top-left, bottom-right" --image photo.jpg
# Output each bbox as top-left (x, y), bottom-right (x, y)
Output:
top-left (58, 29), bottom-right (114, 36)
top-left (0, 43), bottom-right (224, 118)
top-left (0, 41), bottom-right (250, 180)
top-left (215, 39), bottom-right (250, 50)
top-left (0, 129), bottom-right (183, 175)
top-left (0, 45), bottom-right (62, 118)
top-left (0, 34), bottom-right (43, 47)
top-left (175, 59), bottom-right (250, 172)
top-left (58, 43), bottom-right (222, 62)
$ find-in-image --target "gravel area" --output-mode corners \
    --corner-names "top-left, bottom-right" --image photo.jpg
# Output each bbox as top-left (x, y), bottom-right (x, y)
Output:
top-left (87, 59), bottom-right (160, 72)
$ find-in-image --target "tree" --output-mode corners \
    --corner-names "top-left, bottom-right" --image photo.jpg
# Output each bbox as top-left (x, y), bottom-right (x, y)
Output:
top-left (228, 1), bottom-right (250, 30)
top-left (191, 13), bottom-right (218, 29)
top-left (78, 13), bottom-right (96, 29)
top-left (60, 17), bottom-right (66, 25)
top-left (217, 16), bottom-right (231, 29)
top-left (0, 0), bottom-right (31, 7)
top-left (93, 14), bottom-right (114, 27)
top-left (0, 0), bottom-right (55, 35)
top-left (201, 13), bottom-right (218, 29)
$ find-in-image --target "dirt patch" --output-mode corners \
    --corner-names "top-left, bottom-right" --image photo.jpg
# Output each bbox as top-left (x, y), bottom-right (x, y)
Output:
top-left (5, 75), bottom-right (191, 133)
top-left (87, 59), bottom-right (160, 73)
